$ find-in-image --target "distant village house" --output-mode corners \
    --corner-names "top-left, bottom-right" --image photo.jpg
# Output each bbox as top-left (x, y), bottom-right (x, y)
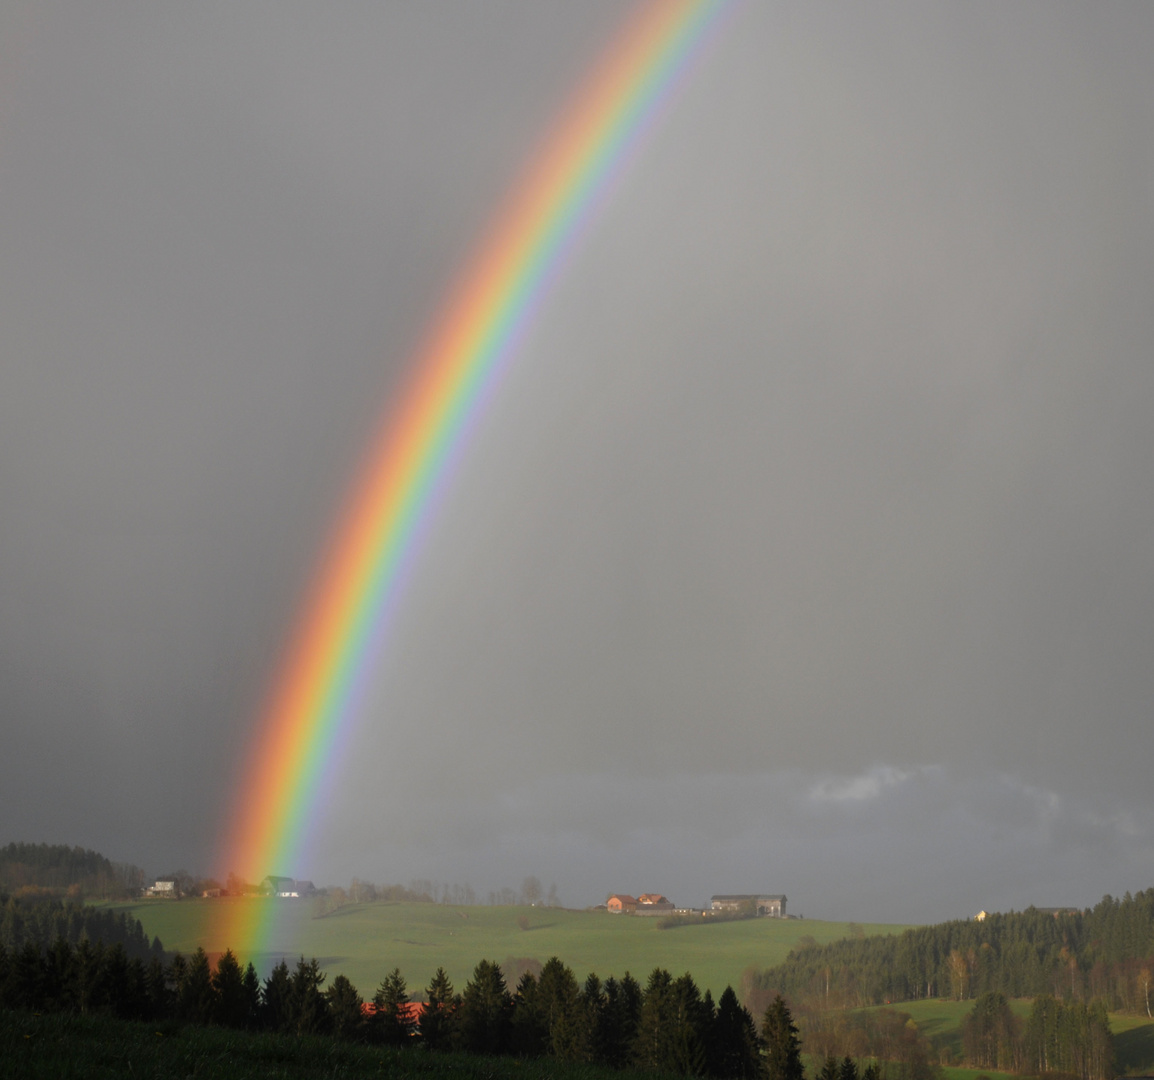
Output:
top-left (634, 894), bottom-right (675, 916)
top-left (144, 879), bottom-right (177, 898)
top-left (710, 894), bottom-right (786, 917)
top-left (261, 875), bottom-right (316, 898)
top-left (606, 893), bottom-right (677, 915)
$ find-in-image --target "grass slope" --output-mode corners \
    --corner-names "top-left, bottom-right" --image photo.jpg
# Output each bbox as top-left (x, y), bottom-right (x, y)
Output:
top-left (105, 899), bottom-right (905, 999)
top-left (860, 998), bottom-right (1154, 1076)
top-left (1106, 1013), bottom-right (1154, 1075)
top-left (860, 999), bottom-right (1031, 1064)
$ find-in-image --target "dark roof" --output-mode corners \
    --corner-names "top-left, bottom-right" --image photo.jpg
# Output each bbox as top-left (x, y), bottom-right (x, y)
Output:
top-left (711, 894), bottom-right (786, 902)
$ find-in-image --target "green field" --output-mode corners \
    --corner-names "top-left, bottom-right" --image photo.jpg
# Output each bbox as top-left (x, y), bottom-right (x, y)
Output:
top-left (859, 998), bottom-right (1030, 1063)
top-left (105, 899), bottom-right (903, 1001)
top-left (89, 901), bottom-right (1154, 1075)
top-left (858, 998), bottom-right (1154, 1076)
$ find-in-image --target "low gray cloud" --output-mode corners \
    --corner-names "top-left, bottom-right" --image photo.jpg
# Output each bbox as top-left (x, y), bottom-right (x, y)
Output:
top-left (310, 763), bottom-right (1154, 923)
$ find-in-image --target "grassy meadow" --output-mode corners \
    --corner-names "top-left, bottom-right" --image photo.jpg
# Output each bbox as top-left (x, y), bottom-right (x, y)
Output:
top-left (84, 900), bottom-right (1154, 1075)
top-left (857, 998), bottom-right (1154, 1076)
top-left (104, 898), bottom-right (903, 1000)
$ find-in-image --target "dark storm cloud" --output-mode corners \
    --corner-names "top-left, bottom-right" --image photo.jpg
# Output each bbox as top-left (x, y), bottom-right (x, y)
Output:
top-left (1, 2), bottom-right (1152, 917)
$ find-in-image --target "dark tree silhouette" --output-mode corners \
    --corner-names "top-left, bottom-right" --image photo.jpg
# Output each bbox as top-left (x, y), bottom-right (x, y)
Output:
top-left (763, 994), bottom-right (805, 1080)
top-left (420, 967), bottom-right (457, 1050)
top-left (327, 973), bottom-right (364, 1040)
top-left (287, 956), bottom-right (330, 1035)
top-left (261, 959), bottom-right (292, 1032)
top-left (457, 959), bottom-right (512, 1054)
top-left (711, 985), bottom-right (762, 1078)
top-left (372, 967), bottom-right (413, 1045)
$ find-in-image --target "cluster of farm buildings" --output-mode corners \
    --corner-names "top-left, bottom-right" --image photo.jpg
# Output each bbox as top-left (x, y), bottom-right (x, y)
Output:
top-left (142, 875), bottom-right (786, 915)
top-left (143, 875), bottom-right (315, 899)
top-left (603, 893), bottom-right (787, 918)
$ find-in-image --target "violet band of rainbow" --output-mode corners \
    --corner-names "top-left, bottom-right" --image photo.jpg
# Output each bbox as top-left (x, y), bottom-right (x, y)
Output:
top-left (218, 0), bottom-right (733, 959)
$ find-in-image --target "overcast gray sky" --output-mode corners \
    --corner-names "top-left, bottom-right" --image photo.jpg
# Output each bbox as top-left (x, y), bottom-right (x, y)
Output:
top-left (2, 1), bottom-right (1152, 924)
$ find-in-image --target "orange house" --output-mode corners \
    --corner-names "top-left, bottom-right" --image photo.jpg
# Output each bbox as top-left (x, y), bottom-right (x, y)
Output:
top-left (606, 894), bottom-right (637, 913)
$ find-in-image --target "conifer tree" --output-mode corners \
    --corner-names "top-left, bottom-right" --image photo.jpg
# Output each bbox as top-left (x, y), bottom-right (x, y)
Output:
top-left (762, 994), bottom-right (805, 1080)
top-left (287, 955), bottom-right (330, 1035)
top-left (74, 938), bottom-right (105, 1015)
top-left (420, 967), bottom-right (457, 1050)
top-left (457, 959), bottom-right (512, 1054)
top-left (537, 956), bottom-right (582, 1058)
top-left (327, 973), bottom-right (364, 1040)
top-left (511, 970), bottom-right (546, 1057)
top-left (212, 949), bottom-right (247, 1028)
top-left (43, 937), bottom-right (74, 1012)
top-left (633, 968), bottom-right (675, 1072)
top-left (372, 967), bottom-right (414, 1044)
top-left (181, 946), bottom-right (216, 1024)
top-left (669, 972), bottom-right (711, 1077)
top-left (578, 972), bottom-right (607, 1064)
top-left (241, 962), bottom-right (261, 1028)
top-left (261, 959), bottom-right (292, 1032)
top-left (711, 985), bottom-right (762, 1079)
top-left (145, 954), bottom-right (169, 1019)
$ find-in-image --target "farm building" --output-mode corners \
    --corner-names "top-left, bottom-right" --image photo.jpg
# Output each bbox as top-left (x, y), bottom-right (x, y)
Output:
top-left (607, 894), bottom-right (637, 913)
top-left (261, 875), bottom-right (316, 898)
top-left (635, 894), bottom-right (675, 916)
top-left (710, 894), bottom-right (786, 917)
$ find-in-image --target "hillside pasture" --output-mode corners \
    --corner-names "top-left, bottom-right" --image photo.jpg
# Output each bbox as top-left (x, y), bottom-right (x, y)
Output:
top-left (106, 899), bottom-right (903, 1000)
top-left (858, 998), bottom-right (1154, 1076)
top-left (1112, 1013), bottom-right (1154, 1075)
top-left (858, 997), bottom-right (1031, 1064)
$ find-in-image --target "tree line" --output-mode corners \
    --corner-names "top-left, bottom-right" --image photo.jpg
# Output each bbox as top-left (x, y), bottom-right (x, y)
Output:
top-left (1, 894), bottom-right (163, 961)
top-left (961, 991), bottom-right (1114, 1080)
top-left (0, 842), bottom-right (145, 900)
top-left (746, 890), bottom-right (1154, 1012)
top-left (313, 874), bottom-right (561, 913)
top-left (0, 925), bottom-right (893, 1080)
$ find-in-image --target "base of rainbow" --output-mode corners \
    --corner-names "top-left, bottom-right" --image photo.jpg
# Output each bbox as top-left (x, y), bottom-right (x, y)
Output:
top-left (216, 0), bottom-right (733, 962)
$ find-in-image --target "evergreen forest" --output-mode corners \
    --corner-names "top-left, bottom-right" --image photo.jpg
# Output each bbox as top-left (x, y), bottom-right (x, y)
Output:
top-left (746, 891), bottom-right (1154, 1013)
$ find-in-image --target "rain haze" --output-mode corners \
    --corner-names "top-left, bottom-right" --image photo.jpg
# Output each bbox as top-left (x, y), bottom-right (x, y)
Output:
top-left (2, 1), bottom-right (1153, 924)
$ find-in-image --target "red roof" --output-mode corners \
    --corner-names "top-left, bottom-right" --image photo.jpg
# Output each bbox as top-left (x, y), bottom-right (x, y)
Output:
top-left (360, 1001), bottom-right (425, 1024)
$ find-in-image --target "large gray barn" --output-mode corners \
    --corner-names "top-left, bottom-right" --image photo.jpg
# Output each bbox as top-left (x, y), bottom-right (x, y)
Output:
top-left (710, 894), bottom-right (786, 917)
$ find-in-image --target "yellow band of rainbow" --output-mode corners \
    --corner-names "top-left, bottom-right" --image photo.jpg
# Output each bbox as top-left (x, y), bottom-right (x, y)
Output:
top-left (218, 0), bottom-right (732, 958)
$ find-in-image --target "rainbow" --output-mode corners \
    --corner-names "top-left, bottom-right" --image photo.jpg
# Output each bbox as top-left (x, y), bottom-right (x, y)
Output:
top-left (219, 0), bottom-right (732, 956)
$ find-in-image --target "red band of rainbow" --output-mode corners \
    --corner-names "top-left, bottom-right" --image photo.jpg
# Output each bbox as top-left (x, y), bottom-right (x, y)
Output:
top-left (218, 0), bottom-right (732, 957)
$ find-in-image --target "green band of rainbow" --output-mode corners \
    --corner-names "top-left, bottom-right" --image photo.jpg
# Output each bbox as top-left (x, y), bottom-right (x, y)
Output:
top-left (219, 0), bottom-right (731, 957)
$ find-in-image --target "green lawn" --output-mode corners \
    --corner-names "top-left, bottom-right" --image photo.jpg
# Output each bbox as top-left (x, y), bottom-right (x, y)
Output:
top-left (103, 899), bottom-right (905, 1001)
